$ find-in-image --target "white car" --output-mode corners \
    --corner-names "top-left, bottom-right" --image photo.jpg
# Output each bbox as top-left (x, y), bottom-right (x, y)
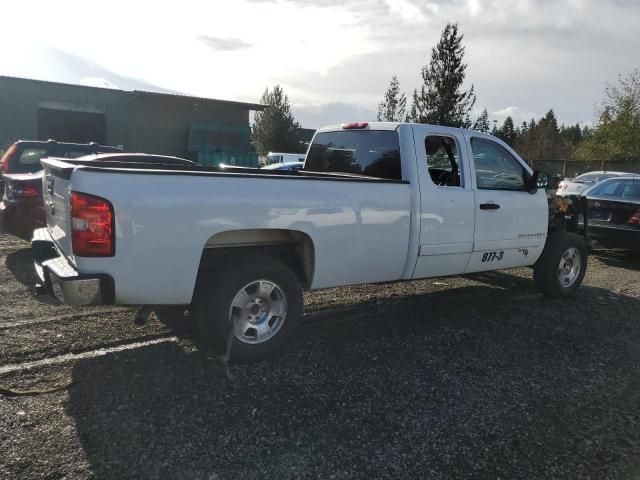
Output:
top-left (265, 152), bottom-right (305, 165)
top-left (261, 161), bottom-right (303, 171)
top-left (32, 122), bottom-right (588, 362)
top-left (556, 171), bottom-right (639, 196)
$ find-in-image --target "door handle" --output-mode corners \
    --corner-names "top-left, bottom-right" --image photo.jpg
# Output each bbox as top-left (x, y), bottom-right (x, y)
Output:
top-left (479, 203), bottom-right (500, 210)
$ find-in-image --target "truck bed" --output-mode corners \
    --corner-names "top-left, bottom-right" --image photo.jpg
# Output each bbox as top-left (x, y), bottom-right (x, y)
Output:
top-left (41, 157), bottom-right (413, 305)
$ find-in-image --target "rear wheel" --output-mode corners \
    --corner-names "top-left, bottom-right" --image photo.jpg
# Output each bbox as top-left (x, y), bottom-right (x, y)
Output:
top-left (534, 232), bottom-right (587, 298)
top-left (194, 254), bottom-right (303, 363)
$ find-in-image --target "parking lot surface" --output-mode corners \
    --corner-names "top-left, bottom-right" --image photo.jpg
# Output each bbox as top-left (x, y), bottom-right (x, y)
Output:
top-left (1, 232), bottom-right (640, 479)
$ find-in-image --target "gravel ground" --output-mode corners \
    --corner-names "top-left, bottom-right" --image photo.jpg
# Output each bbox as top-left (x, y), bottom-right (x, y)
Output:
top-left (1, 232), bottom-right (640, 479)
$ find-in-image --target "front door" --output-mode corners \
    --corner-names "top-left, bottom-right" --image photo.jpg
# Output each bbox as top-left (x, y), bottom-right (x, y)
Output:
top-left (463, 134), bottom-right (548, 273)
top-left (412, 125), bottom-right (476, 278)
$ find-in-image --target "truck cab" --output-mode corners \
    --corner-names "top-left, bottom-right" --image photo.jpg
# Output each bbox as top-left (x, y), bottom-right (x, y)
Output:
top-left (306, 122), bottom-right (549, 279)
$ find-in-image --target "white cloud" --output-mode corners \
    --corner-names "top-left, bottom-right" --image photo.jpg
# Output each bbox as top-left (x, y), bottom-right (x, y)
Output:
top-left (0, 0), bottom-right (638, 127)
top-left (383, 0), bottom-right (427, 23)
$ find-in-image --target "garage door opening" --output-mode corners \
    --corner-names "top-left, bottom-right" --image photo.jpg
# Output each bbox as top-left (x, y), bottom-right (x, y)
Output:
top-left (37, 108), bottom-right (106, 144)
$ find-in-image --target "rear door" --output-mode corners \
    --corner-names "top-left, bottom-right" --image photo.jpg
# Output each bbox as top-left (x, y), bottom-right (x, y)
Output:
top-left (463, 134), bottom-right (548, 273)
top-left (411, 125), bottom-right (476, 278)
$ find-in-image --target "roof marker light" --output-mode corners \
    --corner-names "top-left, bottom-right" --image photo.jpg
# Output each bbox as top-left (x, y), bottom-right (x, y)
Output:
top-left (341, 122), bottom-right (369, 129)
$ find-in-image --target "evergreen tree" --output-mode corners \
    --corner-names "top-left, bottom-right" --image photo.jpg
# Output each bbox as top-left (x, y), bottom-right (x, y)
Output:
top-left (406, 96), bottom-right (419, 122)
top-left (499, 116), bottom-right (517, 146)
top-left (377, 75), bottom-right (407, 122)
top-left (252, 85), bottom-right (302, 155)
top-left (537, 109), bottom-right (564, 160)
top-left (408, 23), bottom-right (476, 127)
top-left (472, 108), bottom-right (491, 133)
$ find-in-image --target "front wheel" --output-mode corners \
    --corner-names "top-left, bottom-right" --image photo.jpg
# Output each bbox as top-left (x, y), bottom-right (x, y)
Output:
top-left (194, 254), bottom-right (303, 363)
top-left (533, 232), bottom-right (588, 298)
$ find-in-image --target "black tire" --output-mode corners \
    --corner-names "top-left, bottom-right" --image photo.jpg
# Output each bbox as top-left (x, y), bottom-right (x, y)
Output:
top-left (533, 232), bottom-right (588, 298)
top-left (194, 253), bottom-right (303, 363)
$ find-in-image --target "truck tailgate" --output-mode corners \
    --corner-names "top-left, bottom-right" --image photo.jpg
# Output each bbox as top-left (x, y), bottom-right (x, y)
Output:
top-left (41, 158), bottom-right (75, 261)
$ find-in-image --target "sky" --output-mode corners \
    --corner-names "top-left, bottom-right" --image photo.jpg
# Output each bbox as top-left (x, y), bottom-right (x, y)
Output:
top-left (0, 0), bottom-right (638, 129)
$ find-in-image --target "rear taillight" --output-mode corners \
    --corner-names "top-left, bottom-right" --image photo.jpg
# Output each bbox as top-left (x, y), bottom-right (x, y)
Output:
top-left (1, 144), bottom-right (18, 174)
top-left (70, 192), bottom-right (115, 257)
top-left (627, 208), bottom-right (640, 225)
top-left (6, 183), bottom-right (38, 198)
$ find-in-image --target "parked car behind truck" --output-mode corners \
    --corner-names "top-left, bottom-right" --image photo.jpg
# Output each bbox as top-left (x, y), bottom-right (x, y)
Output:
top-left (581, 176), bottom-right (640, 251)
top-left (0, 140), bottom-right (123, 238)
top-left (0, 141), bottom-right (196, 239)
top-left (556, 171), bottom-right (639, 197)
top-left (264, 152), bottom-right (305, 166)
top-left (32, 122), bottom-right (588, 363)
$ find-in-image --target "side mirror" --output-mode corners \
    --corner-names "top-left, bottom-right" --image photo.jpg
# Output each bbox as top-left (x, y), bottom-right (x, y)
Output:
top-left (534, 171), bottom-right (551, 189)
top-left (526, 170), bottom-right (551, 193)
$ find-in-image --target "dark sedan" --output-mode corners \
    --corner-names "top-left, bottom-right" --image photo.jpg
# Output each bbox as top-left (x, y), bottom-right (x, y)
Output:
top-left (583, 176), bottom-right (640, 251)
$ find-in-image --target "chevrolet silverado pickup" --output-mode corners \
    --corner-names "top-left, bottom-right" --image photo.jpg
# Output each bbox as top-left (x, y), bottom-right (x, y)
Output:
top-left (31, 122), bottom-right (588, 362)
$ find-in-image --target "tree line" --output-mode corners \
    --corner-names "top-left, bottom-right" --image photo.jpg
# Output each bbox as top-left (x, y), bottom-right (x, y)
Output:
top-left (252, 22), bottom-right (639, 165)
top-left (377, 23), bottom-right (640, 164)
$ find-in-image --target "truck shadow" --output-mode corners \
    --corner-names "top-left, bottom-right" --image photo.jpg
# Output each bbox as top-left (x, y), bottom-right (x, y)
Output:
top-left (592, 249), bottom-right (640, 272)
top-left (5, 247), bottom-right (61, 305)
top-left (5, 247), bottom-right (36, 287)
top-left (66, 281), bottom-right (640, 479)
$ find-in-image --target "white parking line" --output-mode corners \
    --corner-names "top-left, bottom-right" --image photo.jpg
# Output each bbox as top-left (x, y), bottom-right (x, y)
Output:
top-left (0, 336), bottom-right (179, 375)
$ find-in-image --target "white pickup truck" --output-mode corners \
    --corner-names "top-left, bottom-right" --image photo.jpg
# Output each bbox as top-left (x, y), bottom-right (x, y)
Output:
top-left (32, 122), bottom-right (588, 362)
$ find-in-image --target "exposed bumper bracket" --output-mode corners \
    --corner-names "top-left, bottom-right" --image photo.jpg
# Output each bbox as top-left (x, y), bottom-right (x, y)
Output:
top-left (31, 228), bottom-right (115, 306)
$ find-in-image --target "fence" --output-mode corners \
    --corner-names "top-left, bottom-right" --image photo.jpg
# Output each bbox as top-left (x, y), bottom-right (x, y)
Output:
top-left (532, 160), bottom-right (640, 177)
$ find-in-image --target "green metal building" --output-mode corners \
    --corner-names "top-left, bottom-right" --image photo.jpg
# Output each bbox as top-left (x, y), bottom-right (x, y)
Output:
top-left (0, 76), bottom-right (265, 166)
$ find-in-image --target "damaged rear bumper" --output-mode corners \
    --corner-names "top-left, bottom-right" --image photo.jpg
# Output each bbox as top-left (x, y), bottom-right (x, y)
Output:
top-left (31, 227), bottom-right (114, 306)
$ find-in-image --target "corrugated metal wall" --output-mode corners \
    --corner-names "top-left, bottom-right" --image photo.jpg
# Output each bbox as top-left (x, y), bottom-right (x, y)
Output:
top-left (0, 76), bottom-right (128, 149)
top-left (0, 77), bottom-right (254, 159)
top-left (127, 93), bottom-right (249, 157)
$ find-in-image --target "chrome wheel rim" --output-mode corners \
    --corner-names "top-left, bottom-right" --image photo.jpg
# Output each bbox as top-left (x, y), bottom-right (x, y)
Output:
top-left (229, 280), bottom-right (287, 344)
top-left (558, 247), bottom-right (581, 288)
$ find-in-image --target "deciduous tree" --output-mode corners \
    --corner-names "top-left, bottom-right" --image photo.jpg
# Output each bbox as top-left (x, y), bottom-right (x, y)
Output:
top-left (577, 69), bottom-right (640, 163)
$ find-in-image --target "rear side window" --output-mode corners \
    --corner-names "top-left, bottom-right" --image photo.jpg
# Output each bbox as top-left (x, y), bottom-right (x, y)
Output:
top-left (622, 182), bottom-right (640, 199)
top-left (425, 135), bottom-right (462, 187)
top-left (304, 130), bottom-right (401, 180)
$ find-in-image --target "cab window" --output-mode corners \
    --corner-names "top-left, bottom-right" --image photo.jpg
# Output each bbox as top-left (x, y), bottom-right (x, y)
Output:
top-left (305, 130), bottom-right (401, 180)
top-left (425, 135), bottom-right (462, 187)
top-left (470, 137), bottom-right (526, 191)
